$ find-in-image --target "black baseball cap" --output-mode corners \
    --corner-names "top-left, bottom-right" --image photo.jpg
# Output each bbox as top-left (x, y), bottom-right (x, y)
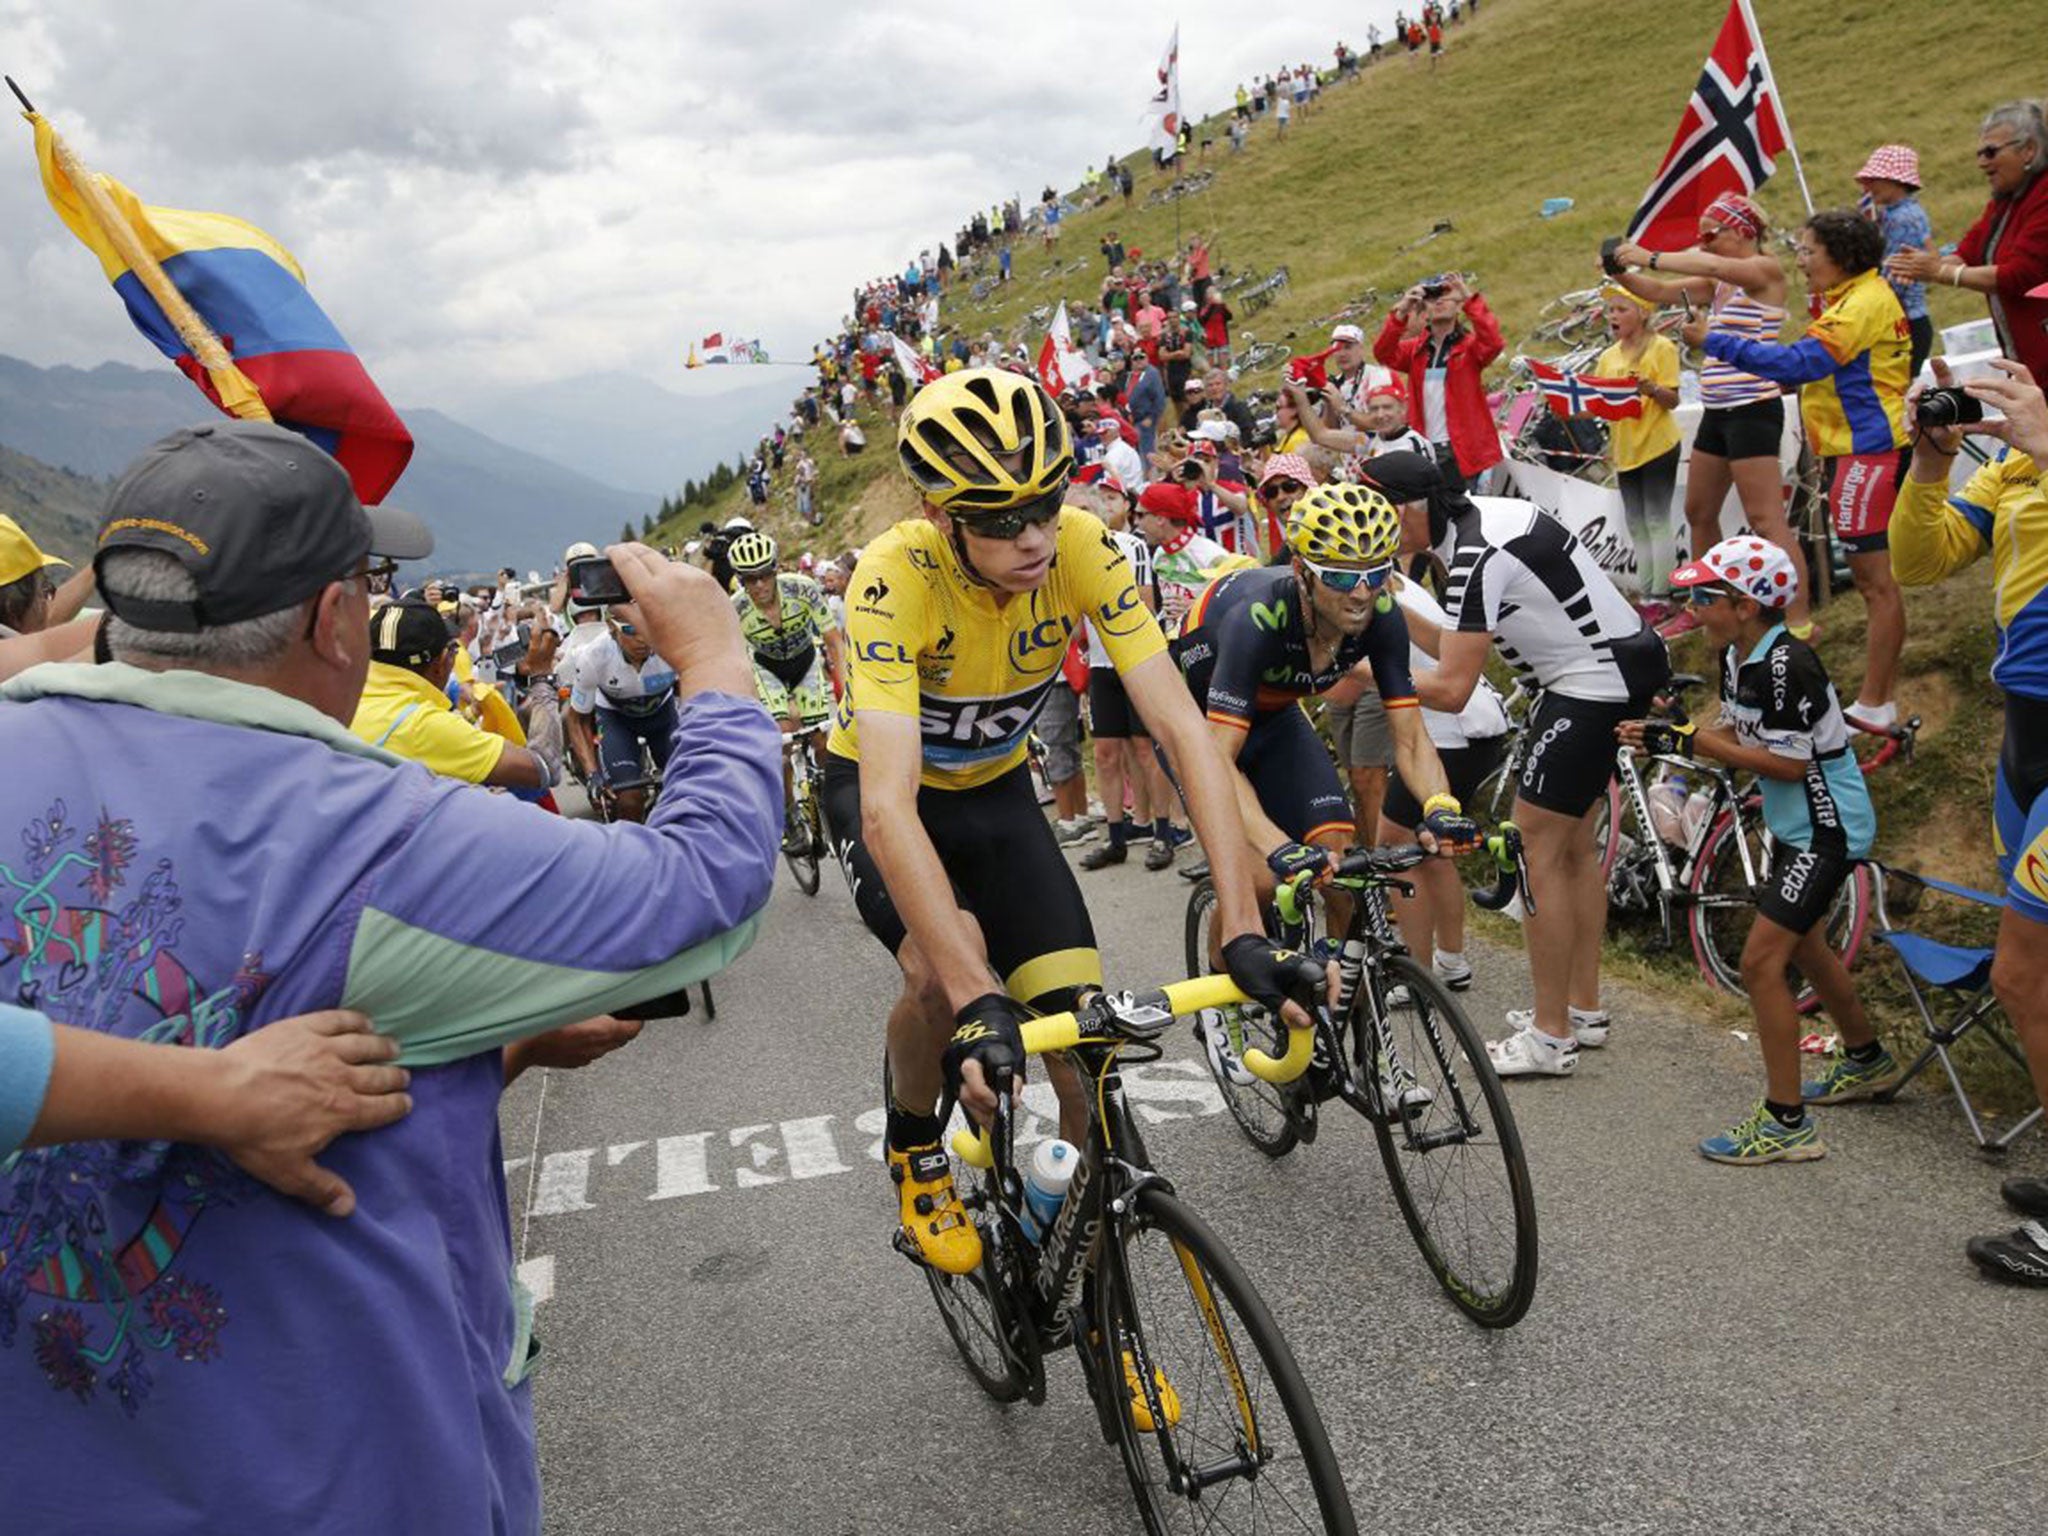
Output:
top-left (369, 600), bottom-right (457, 669)
top-left (95, 420), bottom-right (434, 632)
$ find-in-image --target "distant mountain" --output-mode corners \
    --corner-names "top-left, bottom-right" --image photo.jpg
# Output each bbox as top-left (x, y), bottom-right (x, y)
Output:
top-left (443, 369), bottom-right (798, 496)
top-left (0, 354), bottom-right (656, 577)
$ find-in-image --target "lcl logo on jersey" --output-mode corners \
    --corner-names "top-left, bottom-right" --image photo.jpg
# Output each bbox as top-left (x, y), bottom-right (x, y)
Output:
top-left (856, 637), bottom-right (912, 665)
top-left (1010, 615), bottom-right (1073, 668)
top-left (1094, 585), bottom-right (1145, 633)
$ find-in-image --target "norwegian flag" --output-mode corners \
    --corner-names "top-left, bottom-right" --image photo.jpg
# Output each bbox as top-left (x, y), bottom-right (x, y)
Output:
top-left (1147, 26), bottom-right (1181, 159)
top-left (1036, 301), bottom-right (1097, 397)
top-left (1527, 359), bottom-right (1644, 422)
top-left (1626, 0), bottom-right (1804, 252)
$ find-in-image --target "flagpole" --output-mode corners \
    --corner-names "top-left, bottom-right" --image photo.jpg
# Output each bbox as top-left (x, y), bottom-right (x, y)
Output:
top-left (1735, 0), bottom-right (1813, 216)
top-left (9, 80), bottom-right (272, 422)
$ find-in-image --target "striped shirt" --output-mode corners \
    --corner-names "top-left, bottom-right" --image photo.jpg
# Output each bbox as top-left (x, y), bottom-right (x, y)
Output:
top-left (1697, 284), bottom-right (1786, 409)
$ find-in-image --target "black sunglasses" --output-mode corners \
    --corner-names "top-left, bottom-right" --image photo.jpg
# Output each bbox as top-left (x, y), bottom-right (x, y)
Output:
top-left (956, 483), bottom-right (1069, 540)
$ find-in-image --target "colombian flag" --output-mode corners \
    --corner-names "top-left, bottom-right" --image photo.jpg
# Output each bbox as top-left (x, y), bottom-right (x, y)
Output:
top-left (30, 114), bottom-right (413, 505)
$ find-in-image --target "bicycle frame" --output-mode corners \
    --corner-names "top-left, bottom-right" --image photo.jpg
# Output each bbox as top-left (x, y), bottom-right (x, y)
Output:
top-left (1607, 743), bottom-right (1752, 945)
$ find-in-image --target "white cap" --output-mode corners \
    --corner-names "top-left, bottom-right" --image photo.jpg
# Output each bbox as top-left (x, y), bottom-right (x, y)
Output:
top-left (1331, 323), bottom-right (1366, 344)
top-left (564, 540), bottom-right (600, 563)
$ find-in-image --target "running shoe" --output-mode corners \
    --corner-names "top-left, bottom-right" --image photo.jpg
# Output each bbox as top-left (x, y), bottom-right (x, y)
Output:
top-left (1801, 1048), bottom-right (1903, 1105)
top-left (889, 1143), bottom-right (982, 1275)
top-left (1081, 840), bottom-right (1128, 870)
top-left (1196, 1007), bottom-right (1255, 1087)
top-left (2003, 1176), bottom-right (2048, 1219)
top-left (1505, 1005), bottom-right (1610, 1049)
top-left (1433, 950), bottom-right (1473, 991)
top-left (1487, 1024), bottom-right (1580, 1077)
top-left (1055, 816), bottom-right (1100, 845)
top-left (1698, 1102), bottom-right (1826, 1165)
top-left (1966, 1220), bottom-right (2048, 1287)
top-left (1143, 837), bottom-right (1176, 871)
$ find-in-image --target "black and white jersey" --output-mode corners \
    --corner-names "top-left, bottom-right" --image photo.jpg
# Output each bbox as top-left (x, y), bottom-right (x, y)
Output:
top-left (1441, 496), bottom-right (1669, 703)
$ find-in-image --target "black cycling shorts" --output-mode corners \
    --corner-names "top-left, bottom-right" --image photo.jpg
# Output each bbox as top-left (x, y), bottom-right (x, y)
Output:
top-left (1515, 693), bottom-right (1639, 819)
top-left (822, 755), bottom-right (1101, 1009)
top-left (1384, 737), bottom-right (1505, 831)
top-left (1690, 396), bottom-right (1785, 463)
top-left (1088, 666), bottom-right (1142, 739)
top-left (1236, 706), bottom-right (1353, 844)
top-left (1757, 845), bottom-right (1854, 936)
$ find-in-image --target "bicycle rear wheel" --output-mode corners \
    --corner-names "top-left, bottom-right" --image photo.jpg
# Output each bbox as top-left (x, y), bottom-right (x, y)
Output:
top-left (1363, 953), bottom-right (1538, 1328)
top-left (1095, 1189), bottom-right (1357, 1534)
top-left (1687, 815), bottom-right (1871, 1014)
top-left (1184, 879), bottom-right (1299, 1156)
top-left (922, 1151), bottom-right (1041, 1404)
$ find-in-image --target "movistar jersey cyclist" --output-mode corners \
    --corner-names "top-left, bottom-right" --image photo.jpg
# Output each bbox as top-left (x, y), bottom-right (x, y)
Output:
top-left (1175, 482), bottom-right (1476, 918)
top-left (561, 606), bottom-right (679, 824)
top-left (729, 531), bottom-right (842, 852)
top-left (824, 367), bottom-right (1324, 1276)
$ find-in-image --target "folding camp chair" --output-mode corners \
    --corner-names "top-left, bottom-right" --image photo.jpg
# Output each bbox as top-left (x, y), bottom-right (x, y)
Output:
top-left (1867, 866), bottom-right (2042, 1153)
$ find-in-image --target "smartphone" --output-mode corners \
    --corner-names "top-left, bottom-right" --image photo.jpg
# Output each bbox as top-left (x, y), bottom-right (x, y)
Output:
top-left (567, 555), bottom-right (628, 605)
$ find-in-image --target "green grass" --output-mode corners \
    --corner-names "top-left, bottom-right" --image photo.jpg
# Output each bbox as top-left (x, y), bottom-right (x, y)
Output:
top-left (655, 0), bottom-right (2040, 1111)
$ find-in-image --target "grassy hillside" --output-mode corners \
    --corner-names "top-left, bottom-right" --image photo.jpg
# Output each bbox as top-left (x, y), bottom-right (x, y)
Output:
top-left (0, 445), bottom-right (106, 564)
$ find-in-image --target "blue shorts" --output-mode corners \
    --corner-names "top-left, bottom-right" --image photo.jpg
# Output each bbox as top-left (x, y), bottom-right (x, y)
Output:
top-left (597, 700), bottom-right (677, 788)
top-left (1238, 706), bottom-right (1353, 845)
top-left (1995, 698), bottom-right (2048, 921)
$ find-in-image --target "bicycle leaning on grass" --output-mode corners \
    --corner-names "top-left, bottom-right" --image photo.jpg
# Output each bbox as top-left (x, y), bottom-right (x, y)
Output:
top-left (908, 972), bottom-right (1360, 1535)
top-left (1182, 834), bottom-right (1539, 1329)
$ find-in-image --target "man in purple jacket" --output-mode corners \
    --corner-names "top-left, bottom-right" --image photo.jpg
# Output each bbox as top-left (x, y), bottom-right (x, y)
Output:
top-left (0, 421), bottom-right (781, 1534)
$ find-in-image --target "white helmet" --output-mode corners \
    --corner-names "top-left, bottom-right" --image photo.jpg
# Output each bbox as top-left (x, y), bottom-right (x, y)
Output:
top-left (563, 540), bottom-right (600, 565)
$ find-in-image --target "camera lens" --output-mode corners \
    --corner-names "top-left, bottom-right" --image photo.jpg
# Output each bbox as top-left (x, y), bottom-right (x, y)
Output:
top-left (1915, 389), bottom-right (1959, 429)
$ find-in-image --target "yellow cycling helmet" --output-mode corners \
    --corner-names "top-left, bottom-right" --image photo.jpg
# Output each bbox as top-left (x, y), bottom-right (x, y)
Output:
top-left (727, 530), bottom-right (778, 576)
top-left (897, 367), bottom-right (1074, 513)
top-left (1284, 482), bottom-right (1401, 566)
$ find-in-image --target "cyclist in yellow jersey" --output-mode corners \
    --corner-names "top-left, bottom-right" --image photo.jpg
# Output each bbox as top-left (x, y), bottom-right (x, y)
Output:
top-left (823, 368), bottom-right (1326, 1275)
top-left (1891, 356), bottom-right (2048, 1286)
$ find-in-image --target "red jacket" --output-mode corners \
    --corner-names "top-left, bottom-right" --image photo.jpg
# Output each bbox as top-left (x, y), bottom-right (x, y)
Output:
top-left (1373, 296), bottom-right (1504, 478)
top-left (1957, 170), bottom-right (2048, 388)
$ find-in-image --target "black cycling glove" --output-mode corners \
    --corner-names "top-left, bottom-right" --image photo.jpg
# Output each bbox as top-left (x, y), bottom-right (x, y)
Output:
top-left (1640, 719), bottom-right (1697, 758)
top-left (1265, 841), bottom-right (1330, 883)
top-left (1222, 933), bottom-right (1326, 1019)
top-left (941, 993), bottom-right (1029, 1098)
top-left (1420, 796), bottom-right (1480, 850)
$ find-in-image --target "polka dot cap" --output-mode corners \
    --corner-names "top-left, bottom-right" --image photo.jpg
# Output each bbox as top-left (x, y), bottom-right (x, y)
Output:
top-left (1669, 534), bottom-right (1797, 609)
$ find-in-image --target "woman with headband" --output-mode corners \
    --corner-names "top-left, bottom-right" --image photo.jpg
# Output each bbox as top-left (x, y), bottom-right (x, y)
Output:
top-left (1611, 193), bottom-right (1805, 640)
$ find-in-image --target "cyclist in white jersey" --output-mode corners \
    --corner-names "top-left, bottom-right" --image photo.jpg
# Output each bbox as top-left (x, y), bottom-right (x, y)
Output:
top-left (1405, 464), bottom-right (1671, 1077)
top-left (562, 610), bottom-right (680, 822)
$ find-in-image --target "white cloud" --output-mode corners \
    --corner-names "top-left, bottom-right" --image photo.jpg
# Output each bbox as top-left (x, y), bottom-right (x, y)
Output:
top-left (0, 0), bottom-right (1405, 406)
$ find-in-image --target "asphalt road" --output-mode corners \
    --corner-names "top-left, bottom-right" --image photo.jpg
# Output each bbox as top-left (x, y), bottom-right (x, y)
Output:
top-left (501, 835), bottom-right (2048, 1535)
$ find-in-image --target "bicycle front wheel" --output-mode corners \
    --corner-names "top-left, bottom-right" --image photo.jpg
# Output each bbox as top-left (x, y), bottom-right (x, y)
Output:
top-left (1364, 954), bottom-right (1538, 1328)
top-left (1687, 816), bottom-right (1871, 1014)
top-left (1184, 879), bottom-right (1299, 1158)
top-left (784, 783), bottom-right (823, 896)
top-left (1095, 1189), bottom-right (1357, 1535)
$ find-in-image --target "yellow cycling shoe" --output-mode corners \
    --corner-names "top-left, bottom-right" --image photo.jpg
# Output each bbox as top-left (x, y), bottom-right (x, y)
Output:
top-left (890, 1142), bottom-right (983, 1276)
top-left (1123, 1350), bottom-right (1182, 1431)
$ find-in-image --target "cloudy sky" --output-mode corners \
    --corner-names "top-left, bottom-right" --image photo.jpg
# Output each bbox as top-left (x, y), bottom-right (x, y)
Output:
top-left (0, 1), bottom-right (1404, 413)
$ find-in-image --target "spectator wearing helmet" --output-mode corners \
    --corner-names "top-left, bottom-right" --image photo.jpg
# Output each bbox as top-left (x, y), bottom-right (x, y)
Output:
top-left (1372, 272), bottom-right (1504, 493)
top-left (1174, 482), bottom-right (1473, 1019)
top-left (0, 420), bottom-right (777, 1534)
top-left (1686, 207), bottom-right (1910, 732)
top-left (1854, 144), bottom-right (1936, 376)
top-left (1885, 102), bottom-right (2048, 391)
top-left (829, 367), bottom-right (1306, 1279)
top-left (350, 600), bottom-right (554, 792)
top-left (1619, 536), bottom-right (1882, 1165)
top-left (0, 515), bottom-right (95, 638)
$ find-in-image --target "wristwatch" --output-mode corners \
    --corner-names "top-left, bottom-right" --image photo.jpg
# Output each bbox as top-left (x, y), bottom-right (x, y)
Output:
top-left (1648, 252), bottom-right (1661, 271)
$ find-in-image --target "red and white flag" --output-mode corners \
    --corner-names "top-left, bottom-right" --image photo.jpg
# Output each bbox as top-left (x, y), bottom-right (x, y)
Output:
top-left (890, 332), bottom-right (938, 385)
top-left (1527, 359), bottom-right (1644, 422)
top-left (1626, 0), bottom-right (1808, 252)
top-left (1036, 301), bottom-right (1097, 397)
top-left (1146, 25), bottom-right (1181, 160)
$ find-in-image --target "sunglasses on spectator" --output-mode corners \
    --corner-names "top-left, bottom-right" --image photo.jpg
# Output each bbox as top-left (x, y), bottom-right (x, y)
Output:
top-left (612, 620), bottom-right (640, 636)
top-left (1302, 558), bottom-right (1394, 593)
top-left (1681, 583), bottom-right (1740, 607)
top-left (956, 483), bottom-right (1068, 540)
top-left (1977, 139), bottom-right (2023, 161)
top-left (1264, 479), bottom-right (1306, 496)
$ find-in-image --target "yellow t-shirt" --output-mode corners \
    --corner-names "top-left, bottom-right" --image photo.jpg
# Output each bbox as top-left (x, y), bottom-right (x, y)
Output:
top-left (1598, 334), bottom-right (1682, 472)
top-left (1276, 426), bottom-right (1312, 458)
top-left (828, 509), bottom-right (1166, 789)
top-left (351, 661), bottom-right (507, 783)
